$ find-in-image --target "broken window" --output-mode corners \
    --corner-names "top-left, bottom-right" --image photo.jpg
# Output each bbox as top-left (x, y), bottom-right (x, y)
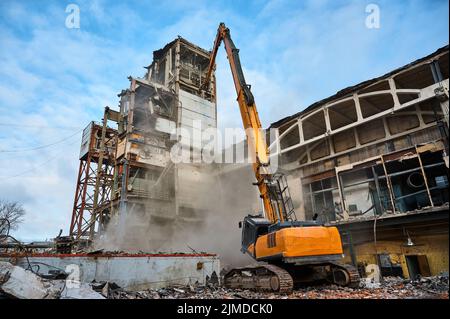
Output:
top-left (375, 149), bottom-right (448, 213)
top-left (303, 177), bottom-right (339, 222)
top-left (378, 254), bottom-right (404, 277)
top-left (340, 167), bottom-right (379, 217)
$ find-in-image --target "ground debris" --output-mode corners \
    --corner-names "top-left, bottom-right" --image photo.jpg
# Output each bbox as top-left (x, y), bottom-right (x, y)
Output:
top-left (0, 261), bottom-right (61, 299)
top-left (0, 261), bottom-right (104, 299)
top-left (104, 275), bottom-right (449, 299)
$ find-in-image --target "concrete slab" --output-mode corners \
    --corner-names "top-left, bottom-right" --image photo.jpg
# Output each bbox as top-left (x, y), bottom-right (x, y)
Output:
top-left (0, 253), bottom-right (220, 291)
top-left (0, 261), bottom-right (60, 299)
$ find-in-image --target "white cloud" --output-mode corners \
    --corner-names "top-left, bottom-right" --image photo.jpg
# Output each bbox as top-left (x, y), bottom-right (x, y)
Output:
top-left (0, 0), bottom-right (447, 241)
top-left (0, 5), bottom-right (151, 241)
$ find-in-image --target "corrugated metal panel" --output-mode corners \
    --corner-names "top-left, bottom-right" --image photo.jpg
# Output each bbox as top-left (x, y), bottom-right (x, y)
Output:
top-left (155, 118), bottom-right (176, 134)
top-left (181, 108), bottom-right (216, 128)
top-left (179, 90), bottom-right (216, 119)
top-left (177, 90), bottom-right (217, 151)
top-left (177, 125), bottom-right (217, 151)
top-left (79, 122), bottom-right (93, 159)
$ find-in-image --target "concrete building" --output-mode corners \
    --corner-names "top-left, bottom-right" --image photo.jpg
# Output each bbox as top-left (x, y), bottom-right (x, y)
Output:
top-left (269, 45), bottom-right (449, 279)
top-left (70, 37), bottom-right (218, 245)
top-left (69, 37), bottom-right (448, 281)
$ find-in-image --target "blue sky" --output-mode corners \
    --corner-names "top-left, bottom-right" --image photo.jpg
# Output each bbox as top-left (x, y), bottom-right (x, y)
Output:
top-left (0, 0), bottom-right (448, 241)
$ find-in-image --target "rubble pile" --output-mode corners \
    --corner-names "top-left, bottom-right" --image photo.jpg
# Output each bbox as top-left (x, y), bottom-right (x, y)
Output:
top-left (1, 260), bottom-right (448, 299)
top-left (408, 275), bottom-right (449, 292)
top-left (0, 261), bottom-right (104, 299)
top-left (102, 275), bottom-right (449, 299)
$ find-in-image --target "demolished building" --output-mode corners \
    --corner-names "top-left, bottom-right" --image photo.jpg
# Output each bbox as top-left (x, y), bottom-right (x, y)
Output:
top-left (267, 45), bottom-right (449, 279)
top-left (5, 39), bottom-right (436, 287)
top-left (68, 36), bottom-right (450, 281)
top-left (69, 37), bottom-right (218, 250)
top-left (10, 37), bottom-right (224, 290)
top-left (67, 38), bottom-right (449, 281)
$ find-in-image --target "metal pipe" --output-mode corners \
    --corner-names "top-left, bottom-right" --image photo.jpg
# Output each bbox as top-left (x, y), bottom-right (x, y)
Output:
top-left (394, 186), bottom-right (441, 201)
top-left (372, 166), bottom-right (384, 215)
top-left (406, 172), bottom-right (425, 188)
top-left (305, 160), bottom-right (444, 195)
top-left (337, 162), bottom-right (445, 188)
top-left (380, 155), bottom-right (397, 213)
top-left (304, 186), bottom-right (339, 195)
top-left (415, 145), bottom-right (435, 207)
top-left (119, 158), bottom-right (129, 216)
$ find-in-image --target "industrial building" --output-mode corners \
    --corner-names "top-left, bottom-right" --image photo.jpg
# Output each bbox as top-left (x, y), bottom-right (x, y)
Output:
top-left (0, 38), bottom-right (223, 292)
top-left (268, 45), bottom-right (449, 279)
top-left (69, 37), bottom-right (218, 249)
top-left (0, 30), bottom-right (448, 299)
top-left (69, 40), bottom-right (449, 280)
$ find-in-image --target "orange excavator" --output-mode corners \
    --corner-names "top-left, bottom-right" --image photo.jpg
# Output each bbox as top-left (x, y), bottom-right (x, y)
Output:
top-left (200, 23), bottom-right (360, 293)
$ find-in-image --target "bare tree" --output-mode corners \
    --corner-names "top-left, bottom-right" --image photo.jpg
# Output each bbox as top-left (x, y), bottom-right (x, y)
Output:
top-left (0, 200), bottom-right (26, 234)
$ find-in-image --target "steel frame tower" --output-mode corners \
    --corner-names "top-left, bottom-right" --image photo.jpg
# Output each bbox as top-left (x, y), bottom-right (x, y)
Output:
top-left (69, 111), bottom-right (118, 241)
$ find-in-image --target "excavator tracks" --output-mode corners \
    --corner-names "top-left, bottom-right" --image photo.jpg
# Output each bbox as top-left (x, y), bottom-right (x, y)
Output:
top-left (223, 262), bottom-right (360, 293)
top-left (329, 262), bottom-right (361, 288)
top-left (224, 264), bottom-right (294, 294)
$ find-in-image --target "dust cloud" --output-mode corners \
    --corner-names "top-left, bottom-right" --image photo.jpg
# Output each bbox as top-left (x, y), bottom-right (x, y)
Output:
top-left (94, 162), bottom-right (261, 268)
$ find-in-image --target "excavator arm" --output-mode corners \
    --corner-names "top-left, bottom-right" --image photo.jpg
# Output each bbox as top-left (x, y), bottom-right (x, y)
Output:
top-left (201, 24), bottom-right (360, 292)
top-left (201, 23), bottom-right (290, 224)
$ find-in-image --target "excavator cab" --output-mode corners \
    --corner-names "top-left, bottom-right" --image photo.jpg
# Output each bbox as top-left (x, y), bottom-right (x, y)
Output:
top-left (240, 215), bottom-right (271, 255)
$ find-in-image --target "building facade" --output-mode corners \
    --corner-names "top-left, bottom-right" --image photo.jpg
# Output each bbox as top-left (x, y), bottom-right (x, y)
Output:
top-left (70, 37), bottom-right (218, 245)
top-left (270, 46), bottom-right (449, 278)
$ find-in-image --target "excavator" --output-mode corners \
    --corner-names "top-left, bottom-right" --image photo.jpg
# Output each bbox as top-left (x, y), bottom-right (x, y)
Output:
top-left (200, 23), bottom-right (360, 293)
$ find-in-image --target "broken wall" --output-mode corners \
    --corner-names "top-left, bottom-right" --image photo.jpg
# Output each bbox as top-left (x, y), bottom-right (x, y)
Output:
top-left (92, 37), bottom-right (257, 267)
top-left (272, 48), bottom-right (449, 223)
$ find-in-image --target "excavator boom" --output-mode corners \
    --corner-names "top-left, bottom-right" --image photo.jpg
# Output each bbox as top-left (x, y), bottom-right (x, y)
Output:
top-left (201, 23), bottom-right (286, 223)
top-left (202, 23), bottom-right (360, 292)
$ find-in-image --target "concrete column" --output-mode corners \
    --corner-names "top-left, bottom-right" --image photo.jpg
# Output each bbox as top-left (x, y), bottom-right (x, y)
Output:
top-left (388, 78), bottom-right (401, 109)
top-left (324, 109), bottom-right (331, 133)
top-left (353, 93), bottom-right (364, 121)
top-left (298, 119), bottom-right (304, 143)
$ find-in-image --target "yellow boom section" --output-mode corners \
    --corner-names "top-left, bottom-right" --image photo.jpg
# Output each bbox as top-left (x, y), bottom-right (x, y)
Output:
top-left (201, 23), bottom-right (283, 223)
